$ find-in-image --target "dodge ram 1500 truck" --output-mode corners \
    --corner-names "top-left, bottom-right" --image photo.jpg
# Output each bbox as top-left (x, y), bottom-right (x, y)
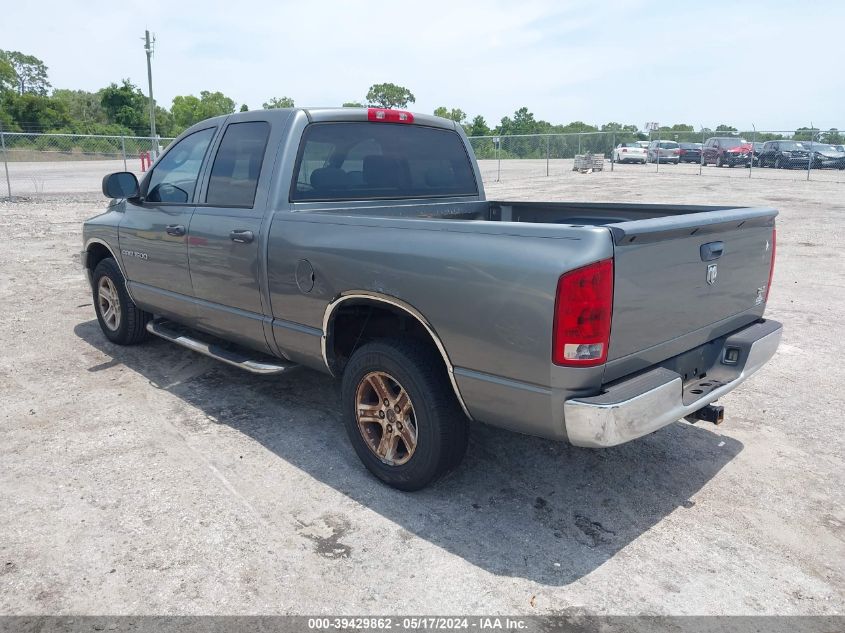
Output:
top-left (82, 107), bottom-right (782, 490)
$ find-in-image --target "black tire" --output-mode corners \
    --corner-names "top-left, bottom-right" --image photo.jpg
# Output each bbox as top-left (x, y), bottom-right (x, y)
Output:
top-left (341, 338), bottom-right (469, 491)
top-left (774, 156), bottom-right (783, 169)
top-left (92, 257), bottom-right (151, 345)
top-left (716, 155), bottom-right (723, 167)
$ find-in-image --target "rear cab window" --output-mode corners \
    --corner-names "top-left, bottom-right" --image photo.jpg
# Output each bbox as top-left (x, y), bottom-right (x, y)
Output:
top-left (206, 121), bottom-right (271, 208)
top-left (291, 122), bottom-right (478, 202)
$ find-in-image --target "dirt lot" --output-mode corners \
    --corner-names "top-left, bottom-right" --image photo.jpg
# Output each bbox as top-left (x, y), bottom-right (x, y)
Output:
top-left (0, 164), bottom-right (843, 616)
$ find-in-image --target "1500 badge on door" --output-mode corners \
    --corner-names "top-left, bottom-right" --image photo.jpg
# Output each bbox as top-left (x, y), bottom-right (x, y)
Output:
top-left (121, 249), bottom-right (148, 260)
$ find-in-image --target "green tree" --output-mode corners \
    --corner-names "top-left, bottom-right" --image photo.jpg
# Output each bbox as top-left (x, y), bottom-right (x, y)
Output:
top-left (822, 128), bottom-right (843, 144)
top-left (467, 115), bottom-right (490, 137)
top-left (262, 96), bottom-right (294, 109)
top-left (498, 107), bottom-right (531, 135)
top-left (557, 120), bottom-right (598, 134)
top-left (171, 90), bottom-right (236, 130)
top-left (365, 83), bottom-right (415, 109)
top-left (0, 57), bottom-right (16, 94)
top-left (600, 122), bottom-right (640, 146)
top-left (792, 127), bottom-right (819, 142)
top-left (0, 50), bottom-right (51, 95)
top-left (154, 105), bottom-right (176, 137)
top-left (52, 89), bottom-right (108, 128)
top-left (1, 92), bottom-right (69, 132)
top-left (239, 104), bottom-right (249, 112)
top-left (715, 124), bottom-right (738, 133)
top-left (657, 123), bottom-right (699, 142)
top-left (601, 122), bottom-right (638, 133)
top-left (99, 80), bottom-right (148, 132)
top-left (433, 107), bottom-right (466, 124)
top-left (342, 101), bottom-right (364, 107)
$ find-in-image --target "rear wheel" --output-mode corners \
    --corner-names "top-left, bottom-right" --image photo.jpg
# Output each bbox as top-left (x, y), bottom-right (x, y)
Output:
top-left (92, 258), bottom-right (151, 345)
top-left (341, 339), bottom-right (469, 491)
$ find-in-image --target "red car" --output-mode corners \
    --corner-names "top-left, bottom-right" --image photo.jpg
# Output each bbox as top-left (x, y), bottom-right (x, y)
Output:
top-left (702, 137), bottom-right (752, 167)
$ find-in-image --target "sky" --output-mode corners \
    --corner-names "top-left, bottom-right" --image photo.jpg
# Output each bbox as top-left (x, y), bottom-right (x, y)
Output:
top-left (3, 0), bottom-right (843, 131)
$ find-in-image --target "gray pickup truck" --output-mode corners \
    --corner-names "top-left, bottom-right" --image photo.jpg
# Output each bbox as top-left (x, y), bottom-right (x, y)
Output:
top-left (82, 107), bottom-right (782, 490)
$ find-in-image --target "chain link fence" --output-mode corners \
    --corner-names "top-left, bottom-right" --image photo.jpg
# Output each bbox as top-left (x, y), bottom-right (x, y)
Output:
top-left (0, 131), bottom-right (174, 198)
top-left (469, 129), bottom-right (845, 184)
top-left (2, 128), bottom-right (845, 200)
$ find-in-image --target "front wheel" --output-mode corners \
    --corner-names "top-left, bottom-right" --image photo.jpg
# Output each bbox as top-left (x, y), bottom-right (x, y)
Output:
top-left (341, 339), bottom-right (469, 491)
top-left (92, 258), bottom-right (151, 345)
top-left (774, 156), bottom-right (783, 169)
top-left (716, 155), bottom-right (723, 167)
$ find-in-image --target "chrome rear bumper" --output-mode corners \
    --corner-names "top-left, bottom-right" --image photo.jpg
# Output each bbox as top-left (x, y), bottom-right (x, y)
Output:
top-left (563, 320), bottom-right (782, 447)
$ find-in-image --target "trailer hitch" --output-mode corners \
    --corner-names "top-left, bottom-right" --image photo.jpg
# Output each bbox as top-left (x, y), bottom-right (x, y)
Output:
top-left (685, 404), bottom-right (725, 425)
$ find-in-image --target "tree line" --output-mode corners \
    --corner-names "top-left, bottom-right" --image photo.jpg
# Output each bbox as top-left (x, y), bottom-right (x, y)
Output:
top-left (1, 49), bottom-right (840, 156)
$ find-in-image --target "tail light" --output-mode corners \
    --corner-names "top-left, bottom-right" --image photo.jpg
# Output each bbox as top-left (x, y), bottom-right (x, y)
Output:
top-left (765, 228), bottom-right (776, 301)
top-left (673, 149), bottom-right (680, 155)
top-left (368, 108), bottom-right (414, 123)
top-left (553, 259), bottom-right (614, 366)
top-left (622, 148), bottom-right (627, 153)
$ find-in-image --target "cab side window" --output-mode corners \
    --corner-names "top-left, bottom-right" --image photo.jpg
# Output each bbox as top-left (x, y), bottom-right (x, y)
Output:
top-left (146, 128), bottom-right (215, 204)
top-left (205, 121), bottom-right (271, 207)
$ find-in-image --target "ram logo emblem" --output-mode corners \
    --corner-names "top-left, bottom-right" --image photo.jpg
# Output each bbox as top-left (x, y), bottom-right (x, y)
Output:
top-left (706, 264), bottom-right (718, 285)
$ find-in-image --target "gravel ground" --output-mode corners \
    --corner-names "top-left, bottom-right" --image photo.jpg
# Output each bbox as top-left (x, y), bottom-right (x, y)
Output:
top-left (0, 165), bottom-right (843, 616)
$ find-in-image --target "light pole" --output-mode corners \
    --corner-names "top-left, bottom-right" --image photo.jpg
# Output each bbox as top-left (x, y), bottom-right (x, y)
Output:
top-left (144, 30), bottom-right (157, 156)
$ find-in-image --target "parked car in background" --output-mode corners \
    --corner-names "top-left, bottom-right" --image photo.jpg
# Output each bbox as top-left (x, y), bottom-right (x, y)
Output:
top-left (635, 140), bottom-right (650, 149)
top-left (702, 137), bottom-right (752, 167)
top-left (752, 142), bottom-right (766, 166)
top-left (647, 140), bottom-right (680, 164)
top-left (757, 140), bottom-right (811, 169)
top-left (808, 144), bottom-right (845, 169)
top-left (678, 142), bottom-right (702, 163)
top-left (613, 142), bottom-right (647, 164)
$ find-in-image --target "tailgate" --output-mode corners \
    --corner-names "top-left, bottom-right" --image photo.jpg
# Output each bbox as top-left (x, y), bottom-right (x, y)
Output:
top-left (606, 207), bottom-right (776, 377)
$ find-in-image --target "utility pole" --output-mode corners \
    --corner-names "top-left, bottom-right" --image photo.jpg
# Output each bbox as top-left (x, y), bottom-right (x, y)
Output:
top-left (144, 30), bottom-right (157, 156)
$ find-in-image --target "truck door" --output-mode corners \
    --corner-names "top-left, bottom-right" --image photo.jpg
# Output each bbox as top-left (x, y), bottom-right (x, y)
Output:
top-left (187, 117), bottom-right (278, 353)
top-left (119, 126), bottom-right (217, 320)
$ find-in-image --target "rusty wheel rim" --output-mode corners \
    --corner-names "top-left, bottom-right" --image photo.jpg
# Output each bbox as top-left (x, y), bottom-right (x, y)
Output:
top-left (355, 371), bottom-right (418, 466)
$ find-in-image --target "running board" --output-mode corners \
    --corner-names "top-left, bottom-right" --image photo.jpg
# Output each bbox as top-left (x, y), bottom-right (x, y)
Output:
top-left (146, 319), bottom-right (296, 375)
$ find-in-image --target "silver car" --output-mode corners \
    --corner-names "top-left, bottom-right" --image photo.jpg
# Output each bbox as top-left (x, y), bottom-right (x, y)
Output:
top-left (647, 140), bottom-right (680, 164)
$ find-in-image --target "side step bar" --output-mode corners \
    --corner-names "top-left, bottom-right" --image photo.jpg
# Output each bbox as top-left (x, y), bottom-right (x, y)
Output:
top-left (146, 319), bottom-right (297, 375)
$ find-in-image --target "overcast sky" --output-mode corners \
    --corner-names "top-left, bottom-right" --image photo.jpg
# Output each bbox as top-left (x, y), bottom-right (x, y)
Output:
top-left (4, 0), bottom-right (842, 131)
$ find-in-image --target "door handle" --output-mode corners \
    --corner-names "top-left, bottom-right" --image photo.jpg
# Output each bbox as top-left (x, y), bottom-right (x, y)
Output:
top-left (229, 229), bottom-right (254, 244)
top-left (165, 224), bottom-right (186, 236)
top-left (700, 241), bottom-right (724, 262)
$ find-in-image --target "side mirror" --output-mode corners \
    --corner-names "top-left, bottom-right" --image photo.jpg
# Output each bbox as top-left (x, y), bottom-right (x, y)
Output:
top-left (102, 172), bottom-right (140, 199)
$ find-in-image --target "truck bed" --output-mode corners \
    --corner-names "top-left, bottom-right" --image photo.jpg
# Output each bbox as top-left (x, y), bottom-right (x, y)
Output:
top-left (302, 198), bottom-right (777, 386)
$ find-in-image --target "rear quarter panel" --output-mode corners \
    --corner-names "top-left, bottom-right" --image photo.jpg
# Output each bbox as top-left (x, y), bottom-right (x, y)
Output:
top-left (265, 211), bottom-right (613, 436)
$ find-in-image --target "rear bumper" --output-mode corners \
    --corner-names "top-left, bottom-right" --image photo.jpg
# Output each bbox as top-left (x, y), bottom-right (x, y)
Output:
top-left (563, 319), bottom-right (782, 447)
top-left (813, 158), bottom-right (845, 168)
top-left (616, 155), bottom-right (647, 163)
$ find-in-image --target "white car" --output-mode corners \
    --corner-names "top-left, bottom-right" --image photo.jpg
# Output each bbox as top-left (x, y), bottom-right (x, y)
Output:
top-left (613, 142), bottom-right (648, 164)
